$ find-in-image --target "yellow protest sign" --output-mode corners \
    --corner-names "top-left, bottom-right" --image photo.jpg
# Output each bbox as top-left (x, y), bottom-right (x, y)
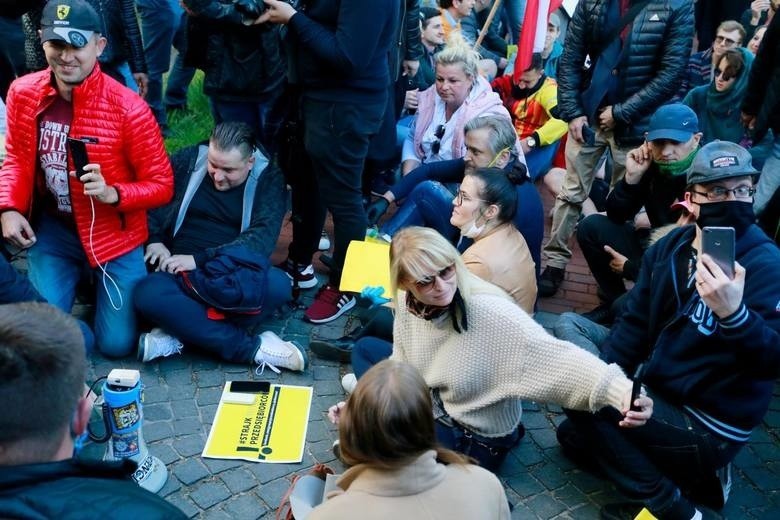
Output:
top-left (202, 383), bottom-right (312, 463)
top-left (634, 508), bottom-right (658, 520)
top-left (340, 239), bottom-right (391, 299)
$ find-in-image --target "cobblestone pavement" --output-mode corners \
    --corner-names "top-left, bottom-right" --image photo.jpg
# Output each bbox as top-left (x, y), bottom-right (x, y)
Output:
top-left (81, 291), bottom-right (780, 520)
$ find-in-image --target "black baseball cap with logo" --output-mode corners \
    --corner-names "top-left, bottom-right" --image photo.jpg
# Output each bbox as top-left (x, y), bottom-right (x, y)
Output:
top-left (40, 0), bottom-right (103, 49)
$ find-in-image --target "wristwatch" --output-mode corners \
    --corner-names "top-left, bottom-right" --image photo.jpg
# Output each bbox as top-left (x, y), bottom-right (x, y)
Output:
top-left (525, 136), bottom-right (537, 149)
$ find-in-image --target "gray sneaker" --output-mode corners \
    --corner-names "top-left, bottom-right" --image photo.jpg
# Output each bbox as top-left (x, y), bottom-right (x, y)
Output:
top-left (137, 328), bottom-right (183, 362)
top-left (254, 331), bottom-right (308, 374)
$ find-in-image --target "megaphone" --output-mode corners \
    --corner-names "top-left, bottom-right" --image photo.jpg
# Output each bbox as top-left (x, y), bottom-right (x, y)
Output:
top-left (89, 368), bottom-right (168, 492)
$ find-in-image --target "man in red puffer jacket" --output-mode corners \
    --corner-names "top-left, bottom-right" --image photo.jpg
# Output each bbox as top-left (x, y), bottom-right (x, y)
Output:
top-left (0, 0), bottom-right (172, 357)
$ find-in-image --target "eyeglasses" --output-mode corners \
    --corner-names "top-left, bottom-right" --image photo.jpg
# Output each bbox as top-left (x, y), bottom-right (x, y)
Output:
top-left (713, 68), bottom-right (735, 81)
top-left (714, 35), bottom-right (738, 47)
top-left (431, 125), bottom-right (446, 155)
top-left (454, 190), bottom-right (488, 206)
top-left (691, 185), bottom-right (755, 201)
top-left (414, 265), bottom-right (456, 290)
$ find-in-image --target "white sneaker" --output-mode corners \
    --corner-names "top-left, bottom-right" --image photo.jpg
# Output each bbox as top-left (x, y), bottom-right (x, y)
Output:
top-left (137, 328), bottom-right (183, 362)
top-left (318, 231), bottom-right (331, 251)
top-left (254, 331), bottom-right (308, 374)
top-left (341, 373), bottom-right (357, 394)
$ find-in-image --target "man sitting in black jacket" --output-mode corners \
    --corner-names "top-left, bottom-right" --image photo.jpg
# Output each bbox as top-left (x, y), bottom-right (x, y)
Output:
top-left (0, 302), bottom-right (186, 519)
top-left (133, 122), bottom-right (306, 373)
top-left (577, 103), bottom-right (702, 323)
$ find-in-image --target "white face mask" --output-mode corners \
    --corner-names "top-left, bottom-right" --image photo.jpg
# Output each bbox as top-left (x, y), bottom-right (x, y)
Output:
top-left (460, 210), bottom-right (487, 238)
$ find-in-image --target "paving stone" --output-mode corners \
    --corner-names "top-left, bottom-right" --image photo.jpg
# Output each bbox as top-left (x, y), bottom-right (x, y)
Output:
top-left (196, 370), bottom-right (225, 388)
top-left (144, 421), bottom-right (174, 442)
top-left (203, 457), bottom-right (244, 474)
top-left (222, 494), bottom-right (269, 520)
top-left (247, 461), bottom-right (308, 484)
top-left (197, 387), bottom-right (223, 406)
top-left (201, 404), bottom-right (219, 423)
top-left (164, 369), bottom-right (194, 386)
top-left (568, 469), bottom-right (605, 495)
top-left (149, 442), bottom-right (180, 465)
top-left (173, 458), bottom-right (211, 486)
top-left (553, 483), bottom-right (589, 509)
top-left (144, 403), bottom-right (173, 421)
top-left (514, 439), bottom-right (545, 466)
top-left (742, 465), bottom-right (780, 491)
top-left (168, 383), bottom-right (196, 401)
top-left (529, 428), bottom-right (559, 450)
top-left (313, 380), bottom-right (343, 396)
top-left (143, 385), bottom-right (170, 404)
top-left (190, 481), bottom-right (232, 509)
top-left (523, 411), bottom-right (552, 430)
top-left (171, 399), bottom-right (199, 419)
top-left (532, 462), bottom-right (569, 490)
top-left (172, 417), bottom-right (205, 436)
top-left (305, 420), bottom-right (329, 443)
top-left (506, 473), bottom-right (545, 498)
top-left (158, 474), bottom-right (182, 497)
top-left (173, 434), bottom-right (205, 457)
top-left (166, 491), bottom-right (200, 518)
top-left (255, 477), bottom-right (293, 509)
top-left (220, 467), bottom-right (258, 493)
top-left (202, 508), bottom-right (233, 520)
top-left (510, 502), bottom-right (535, 519)
top-left (524, 493), bottom-right (567, 518)
top-left (280, 371), bottom-right (315, 386)
top-left (313, 365), bottom-right (339, 381)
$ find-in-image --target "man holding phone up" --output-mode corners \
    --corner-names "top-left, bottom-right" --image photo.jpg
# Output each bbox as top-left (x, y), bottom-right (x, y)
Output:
top-left (0, 0), bottom-right (172, 357)
top-left (558, 141), bottom-right (780, 520)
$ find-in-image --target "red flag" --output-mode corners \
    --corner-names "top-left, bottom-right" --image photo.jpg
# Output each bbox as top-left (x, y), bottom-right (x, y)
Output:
top-left (513, 0), bottom-right (563, 82)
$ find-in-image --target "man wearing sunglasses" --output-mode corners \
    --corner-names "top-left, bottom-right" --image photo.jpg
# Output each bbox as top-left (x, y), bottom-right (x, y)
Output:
top-left (559, 140), bottom-right (780, 520)
top-left (679, 20), bottom-right (746, 98)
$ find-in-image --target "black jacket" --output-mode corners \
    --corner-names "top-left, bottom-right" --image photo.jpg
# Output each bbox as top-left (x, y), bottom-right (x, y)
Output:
top-left (557, 0), bottom-right (694, 146)
top-left (742, 14), bottom-right (780, 142)
top-left (605, 165), bottom-right (688, 229)
top-left (602, 224), bottom-right (780, 440)
top-left (148, 144), bottom-right (286, 264)
top-left (23, 0), bottom-right (147, 75)
top-left (182, 0), bottom-right (285, 101)
top-left (0, 459), bottom-right (186, 520)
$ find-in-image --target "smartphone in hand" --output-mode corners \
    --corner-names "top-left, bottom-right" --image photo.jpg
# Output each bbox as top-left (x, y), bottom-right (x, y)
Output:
top-left (702, 226), bottom-right (735, 279)
top-left (67, 137), bottom-right (89, 181)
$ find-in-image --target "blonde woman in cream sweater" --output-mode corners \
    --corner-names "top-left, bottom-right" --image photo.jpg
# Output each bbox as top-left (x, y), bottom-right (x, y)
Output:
top-left (379, 226), bottom-right (652, 472)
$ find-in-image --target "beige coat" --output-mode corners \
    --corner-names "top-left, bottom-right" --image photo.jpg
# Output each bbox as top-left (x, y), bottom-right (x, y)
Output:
top-left (462, 222), bottom-right (537, 313)
top-left (308, 450), bottom-right (510, 520)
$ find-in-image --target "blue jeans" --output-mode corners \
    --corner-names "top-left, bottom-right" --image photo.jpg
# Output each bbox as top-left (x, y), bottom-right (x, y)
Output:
top-left (210, 95), bottom-right (285, 155)
top-left (134, 0), bottom-right (183, 127)
top-left (381, 180), bottom-right (457, 239)
top-left (562, 390), bottom-right (743, 516)
top-left (755, 135), bottom-right (780, 216)
top-left (502, 0), bottom-right (527, 43)
top-left (114, 61), bottom-right (138, 93)
top-left (163, 11), bottom-right (195, 108)
top-left (435, 419), bottom-right (524, 473)
top-left (553, 312), bottom-right (609, 356)
top-left (27, 216), bottom-right (146, 357)
top-left (134, 268), bottom-right (291, 363)
top-left (525, 141), bottom-right (560, 181)
top-left (351, 336), bottom-right (393, 378)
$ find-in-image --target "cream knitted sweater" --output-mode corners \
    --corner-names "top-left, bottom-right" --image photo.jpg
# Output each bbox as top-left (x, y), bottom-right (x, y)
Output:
top-left (392, 292), bottom-right (633, 437)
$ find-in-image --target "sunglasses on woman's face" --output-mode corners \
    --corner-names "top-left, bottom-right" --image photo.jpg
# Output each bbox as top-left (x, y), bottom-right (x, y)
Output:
top-left (413, 264), bottom-right (456, 291)
top-left (714, 68), bottom-right (735, 81)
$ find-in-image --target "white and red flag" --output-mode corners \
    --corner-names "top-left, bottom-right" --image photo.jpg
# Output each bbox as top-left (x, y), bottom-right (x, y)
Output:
top-left (513, 0), bottom-right (564, 82)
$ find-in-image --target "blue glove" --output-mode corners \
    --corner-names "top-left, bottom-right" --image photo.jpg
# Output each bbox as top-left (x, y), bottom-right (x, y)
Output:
top-left (360, 286), bottom-right (391, 307)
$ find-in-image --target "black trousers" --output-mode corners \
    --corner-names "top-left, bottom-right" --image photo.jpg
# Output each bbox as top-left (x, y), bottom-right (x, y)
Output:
top-left (288, 97), bottom-right (385, 285)
top-left (577, 214), bottom-right (647, 303)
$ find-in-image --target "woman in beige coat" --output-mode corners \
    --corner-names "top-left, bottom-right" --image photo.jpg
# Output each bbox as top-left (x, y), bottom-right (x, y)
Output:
top-left (311, 359), bottom-right (509, 520)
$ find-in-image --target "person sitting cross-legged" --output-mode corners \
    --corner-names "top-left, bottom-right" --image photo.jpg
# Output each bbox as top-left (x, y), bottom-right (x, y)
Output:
top-left (133, 122), bottom-right (305, 373)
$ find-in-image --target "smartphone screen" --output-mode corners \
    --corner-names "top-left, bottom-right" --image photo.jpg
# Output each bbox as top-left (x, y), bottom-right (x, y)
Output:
top-left (702, 226), bottom-right (735, 279)
top-left (229, 381), bottom-right (270, 394)
top-left (67, 137), bottom-right (90, 179)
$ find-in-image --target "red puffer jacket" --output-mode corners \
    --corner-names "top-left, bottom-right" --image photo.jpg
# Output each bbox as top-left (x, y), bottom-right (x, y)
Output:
top-left (0, 65), bottom-right (173, 266)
